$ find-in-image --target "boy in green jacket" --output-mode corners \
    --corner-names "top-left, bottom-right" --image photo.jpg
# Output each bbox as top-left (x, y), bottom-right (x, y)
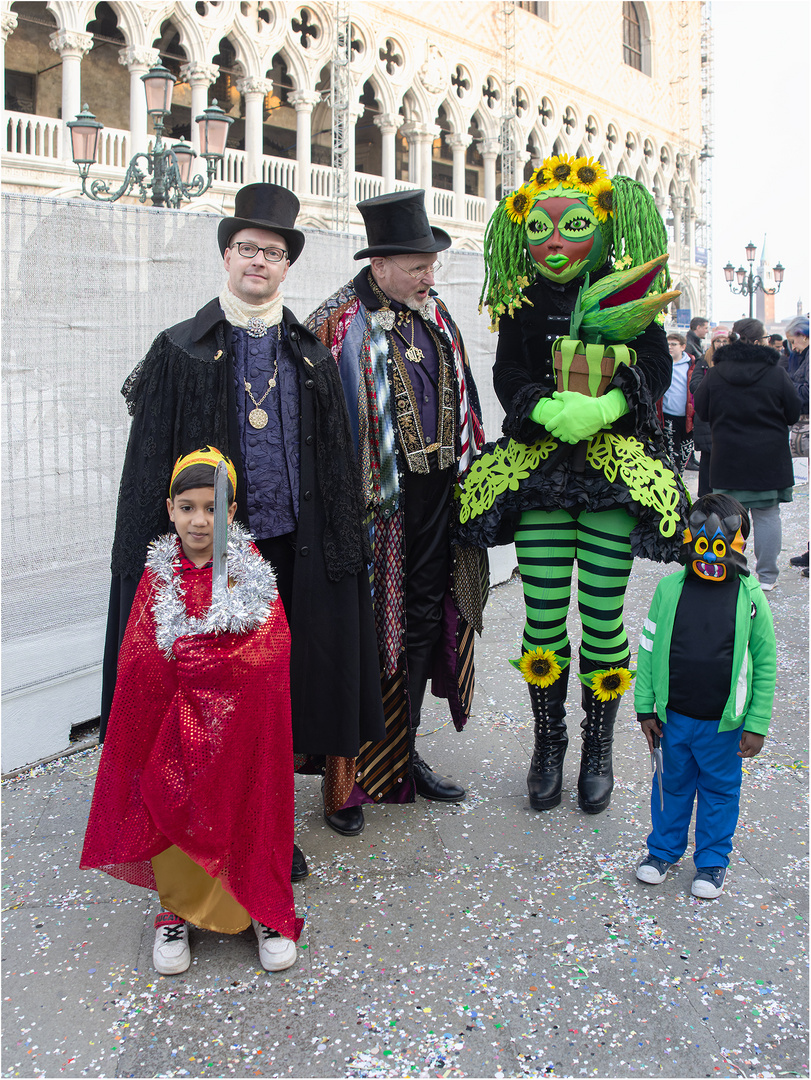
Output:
top-left (634, 494), bottom-right (776, 898)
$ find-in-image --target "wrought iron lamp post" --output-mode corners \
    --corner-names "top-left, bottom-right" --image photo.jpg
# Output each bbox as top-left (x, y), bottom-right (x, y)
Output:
top-left (723, 241), bottom-right (785, 319)
top-left (67, 64), bottom-right (233, 208)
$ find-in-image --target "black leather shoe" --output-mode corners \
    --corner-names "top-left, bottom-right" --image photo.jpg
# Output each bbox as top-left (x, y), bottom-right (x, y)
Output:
top-left (291, 843), bottom-right (309, 882)
top-left (412, 751), bottom-right (466, 802)
top-left (324, 804), bottom-right (365, 836)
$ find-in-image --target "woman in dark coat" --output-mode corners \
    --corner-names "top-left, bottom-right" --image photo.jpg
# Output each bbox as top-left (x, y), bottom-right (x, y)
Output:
top-left (693, 318), bottom-right (802, 591)
top-left (689, 325), bottom-right (730, 497)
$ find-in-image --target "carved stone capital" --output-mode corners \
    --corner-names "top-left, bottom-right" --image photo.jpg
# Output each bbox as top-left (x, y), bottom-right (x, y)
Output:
top-left (373, 112), bottom-right (402, 135)
top-left (180, 60), bottom-right (220, 86)
top-left (49, 29), bottom-right (94, 59)
top-left (400, 120), bottom-right (433, 142)
top-left (2, 10), bottom-right (19, 43)
top-left (236, 75), bottom-right (273, 97)
top-left (118, 45), bottom-right (160, 72)
top-left (448, 133), bottom-right (473, 152)
top-left (482, 138), bottom-right (502, 159)
top-left (288, 89), bottom-right (322, 112)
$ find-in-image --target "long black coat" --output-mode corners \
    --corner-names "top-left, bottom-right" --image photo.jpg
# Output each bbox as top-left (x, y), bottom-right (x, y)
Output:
top-left (101, 300), bottom-right (385, 757)
top-left (693, 341), bottom-right (801, 490)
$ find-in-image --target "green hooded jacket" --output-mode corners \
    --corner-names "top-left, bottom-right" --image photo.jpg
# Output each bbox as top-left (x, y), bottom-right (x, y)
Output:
top-left (634, 569), bottom-right (776, 735)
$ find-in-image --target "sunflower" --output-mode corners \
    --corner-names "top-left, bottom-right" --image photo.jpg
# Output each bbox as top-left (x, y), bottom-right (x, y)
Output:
top-left (588, 667), bottom-right (633, 701)
top-left (570, 155), bottom-right (608, 193)
top-left (517, 647), bottom-right (563, 687)
top-left (505, 188), bottom-right (533, 223)
top-left (588, 179), bottom-right (614, 222)
top-left (545, 154), bottom-right (575, 185)
top-left (531, 166), bottom-right (552, 189)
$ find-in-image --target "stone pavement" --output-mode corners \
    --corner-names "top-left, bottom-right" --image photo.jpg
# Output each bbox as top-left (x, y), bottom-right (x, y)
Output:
top-left (2, 476), bottom-right (808, 1079)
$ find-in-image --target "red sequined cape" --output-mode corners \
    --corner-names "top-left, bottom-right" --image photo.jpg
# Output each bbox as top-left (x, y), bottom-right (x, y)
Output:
top-left (81, 543), bottom-right (302, 941)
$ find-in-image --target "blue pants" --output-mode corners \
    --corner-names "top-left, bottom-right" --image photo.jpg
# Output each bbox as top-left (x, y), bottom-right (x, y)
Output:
top-left (647, 709), bottom-right (743, 869)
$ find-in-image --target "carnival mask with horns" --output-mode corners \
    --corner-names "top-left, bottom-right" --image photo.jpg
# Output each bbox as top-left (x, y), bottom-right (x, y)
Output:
top-left (681, 500), bottom-right (749, 583)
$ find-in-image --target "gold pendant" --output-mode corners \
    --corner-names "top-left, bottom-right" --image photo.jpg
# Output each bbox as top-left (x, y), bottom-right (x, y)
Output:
top-left (405, 346), bottom-right (424, 363)
top-left (249, 408), bottom-right (269, 429)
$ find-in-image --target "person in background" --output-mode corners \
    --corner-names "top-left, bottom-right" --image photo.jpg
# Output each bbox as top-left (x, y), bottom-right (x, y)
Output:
top-left (689, 325), bottom-right (730, 497)
top-left (693, 318), bottom-right (801, 593)
top-left (769, 333), bottom-right (788, 359)
top-left (685, 316), bottom-right (709, 362)
top-left (784, 316), bottom-right (809, 574)
top-left (662, 333), bottom-right (694, 474)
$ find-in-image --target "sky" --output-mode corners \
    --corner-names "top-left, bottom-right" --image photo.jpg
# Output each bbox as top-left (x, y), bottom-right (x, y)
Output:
top-left (711, 0), bottom-right (809, 326)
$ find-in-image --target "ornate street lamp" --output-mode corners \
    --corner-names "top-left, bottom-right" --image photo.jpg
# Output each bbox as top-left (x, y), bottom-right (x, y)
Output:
top-left (68, 64), bottom-right (233, 209)
top-left (723, 242), bottom-right (785, 319)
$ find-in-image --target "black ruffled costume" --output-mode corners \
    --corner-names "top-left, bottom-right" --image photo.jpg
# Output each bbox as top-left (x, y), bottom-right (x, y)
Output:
top-left (457, 272), bottom-right (688, 560)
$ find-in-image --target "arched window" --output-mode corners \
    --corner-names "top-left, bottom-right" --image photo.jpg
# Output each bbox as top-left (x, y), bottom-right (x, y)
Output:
top-left (623, 3), bottom-right (643, 71)
top-left (622, 3), bottom-right (651, 75)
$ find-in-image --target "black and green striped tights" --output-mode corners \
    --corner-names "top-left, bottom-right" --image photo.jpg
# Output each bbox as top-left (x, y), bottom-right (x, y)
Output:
top-left (514, 506), bottom-right (635, 814)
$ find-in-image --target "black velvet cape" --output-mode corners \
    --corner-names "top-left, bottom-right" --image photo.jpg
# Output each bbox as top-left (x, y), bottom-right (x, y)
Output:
top-left (101, 299), bottom-right (385, 757)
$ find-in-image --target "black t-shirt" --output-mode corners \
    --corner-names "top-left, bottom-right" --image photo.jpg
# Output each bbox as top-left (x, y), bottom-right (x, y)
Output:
top-left (668, 575), bottom-right (739, 721)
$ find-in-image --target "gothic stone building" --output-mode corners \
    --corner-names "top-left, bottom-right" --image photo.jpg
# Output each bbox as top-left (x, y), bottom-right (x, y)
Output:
top-left (3, 0), bottom-right (709, 313)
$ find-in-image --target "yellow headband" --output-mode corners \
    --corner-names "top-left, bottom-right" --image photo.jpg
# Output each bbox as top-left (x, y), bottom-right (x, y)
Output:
top-left (170, 446), bottom-right (237, 498)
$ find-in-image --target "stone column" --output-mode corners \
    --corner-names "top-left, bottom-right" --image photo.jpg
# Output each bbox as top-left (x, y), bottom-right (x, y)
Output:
top-left (374, 112), bottom-right (400, 191)
top-left (180, 61), bottom-right (219, 155)
top-left (236, 76), bottom-right (272, 184)
top-left (49, 29), bottom-right (94, 161)
top-left (118, 46), bottom-right (160, 156)
top-left (421, 124), bottom-right (440, 194)
top-left (400, 121), bottom-right (435, 187)
top-left (288, 89), bottom-right (321, 196)
top-left (516, 148), bottom-right (532, 186)
top-left (482, 138), bottom-right (500, 218)
top-left (399, 120), bottom-right (420, 186)
top-left (449, 132), bottom-right (471, 221)
top-left (1, 10), bottom-right (19, 113)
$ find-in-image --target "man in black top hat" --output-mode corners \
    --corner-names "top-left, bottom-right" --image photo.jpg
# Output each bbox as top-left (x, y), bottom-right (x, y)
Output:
top-left (307, 189), bottom-right (487, 837)
top-left (101, 183), bottom-right (385, 877)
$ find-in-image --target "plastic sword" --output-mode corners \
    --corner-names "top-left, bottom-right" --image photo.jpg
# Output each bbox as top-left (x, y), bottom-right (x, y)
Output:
top-left (212, 459), bottom-right (229, 605)
top-left (651, 731), bottom-right (664, 812)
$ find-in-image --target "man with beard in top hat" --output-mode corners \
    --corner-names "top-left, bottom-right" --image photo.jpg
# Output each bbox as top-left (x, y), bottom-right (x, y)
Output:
top-left (307, 189), bottom-right (487, 837)
top-left (100, 183), bottom-right (385, 879)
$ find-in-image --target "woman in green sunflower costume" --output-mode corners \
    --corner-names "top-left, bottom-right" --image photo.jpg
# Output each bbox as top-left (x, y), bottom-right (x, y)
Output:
top-left (458, 154), bottom-right (688, 815)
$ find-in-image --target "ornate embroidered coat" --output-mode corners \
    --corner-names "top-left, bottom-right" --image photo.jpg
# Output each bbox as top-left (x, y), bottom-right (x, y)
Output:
top-left (306, 270), bottom-right (487, 804)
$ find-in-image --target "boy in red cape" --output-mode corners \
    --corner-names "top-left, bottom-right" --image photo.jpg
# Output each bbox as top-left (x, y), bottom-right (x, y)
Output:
top-left (81, 447), bottom-right (303, 974)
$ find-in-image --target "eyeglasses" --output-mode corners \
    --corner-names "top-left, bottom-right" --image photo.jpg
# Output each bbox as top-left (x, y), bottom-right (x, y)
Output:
top-left (231, 242), bottom-right (288, 263)
top-left (391, 258), bottom-right (442, 280)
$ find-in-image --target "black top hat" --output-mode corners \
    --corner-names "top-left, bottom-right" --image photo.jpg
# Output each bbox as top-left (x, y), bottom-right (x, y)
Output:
top-left (354, 189), bottom-right (451, 260)
top-left (218, 183), bottom-right (305, 263)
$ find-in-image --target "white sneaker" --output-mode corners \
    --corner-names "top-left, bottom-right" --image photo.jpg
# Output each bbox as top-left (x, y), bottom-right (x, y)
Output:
top-left (153, 912), bottom-right (190, 975)
top-left (759, 581), bottom-right (777, 592)
top-left (691, 866), bottom-right (726, 899)
top-left (252, 919), bottom-right (296, 971)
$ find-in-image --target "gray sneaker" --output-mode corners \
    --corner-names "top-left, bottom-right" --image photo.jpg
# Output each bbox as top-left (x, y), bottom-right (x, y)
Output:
top-left (636, 854), bottom-right (673, 884)
top-left (692, 866), bottom-right (726, 898)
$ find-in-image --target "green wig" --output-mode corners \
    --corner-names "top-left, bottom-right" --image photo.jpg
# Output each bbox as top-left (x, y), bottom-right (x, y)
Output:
top-left (480, 170), bottom-right (672, 331)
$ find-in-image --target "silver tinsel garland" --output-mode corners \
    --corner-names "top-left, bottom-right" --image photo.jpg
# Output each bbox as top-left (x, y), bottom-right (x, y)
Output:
top-left (147, 523), bottom-right (279, 658)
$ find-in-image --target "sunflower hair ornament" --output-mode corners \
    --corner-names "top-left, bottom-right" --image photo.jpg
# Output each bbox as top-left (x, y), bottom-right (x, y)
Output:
top-left (510, 647), bottom-right (571, 687)
top-left (479, 154), bottom-right (670, 331)
top-left (170, 446), bottom-right (237, 498)
top-left (577, 666), bottom-right (635, 701)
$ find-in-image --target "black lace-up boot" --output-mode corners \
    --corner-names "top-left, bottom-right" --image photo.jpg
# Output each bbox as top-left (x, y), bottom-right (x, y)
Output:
top-left (526, 667), bottom-right (570, 810)
top-left (577, 656), bottom-right (629, 814)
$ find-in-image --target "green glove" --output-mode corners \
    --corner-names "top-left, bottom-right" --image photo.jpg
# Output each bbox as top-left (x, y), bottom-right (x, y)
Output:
top-left (529, 396), bottom-right (566, 429)
top-left (544, 388), bottom-right (629, 444)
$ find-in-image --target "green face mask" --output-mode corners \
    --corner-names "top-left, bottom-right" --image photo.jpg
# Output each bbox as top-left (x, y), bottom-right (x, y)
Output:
top-left (525, 195), bottom-right (607, 284)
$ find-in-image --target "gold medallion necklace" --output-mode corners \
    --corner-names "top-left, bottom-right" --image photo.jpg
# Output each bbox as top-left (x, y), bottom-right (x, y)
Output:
top-left (392, 311), bottom-right (425, 364)
top-left (244, 354), bottom-right (279, 429)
